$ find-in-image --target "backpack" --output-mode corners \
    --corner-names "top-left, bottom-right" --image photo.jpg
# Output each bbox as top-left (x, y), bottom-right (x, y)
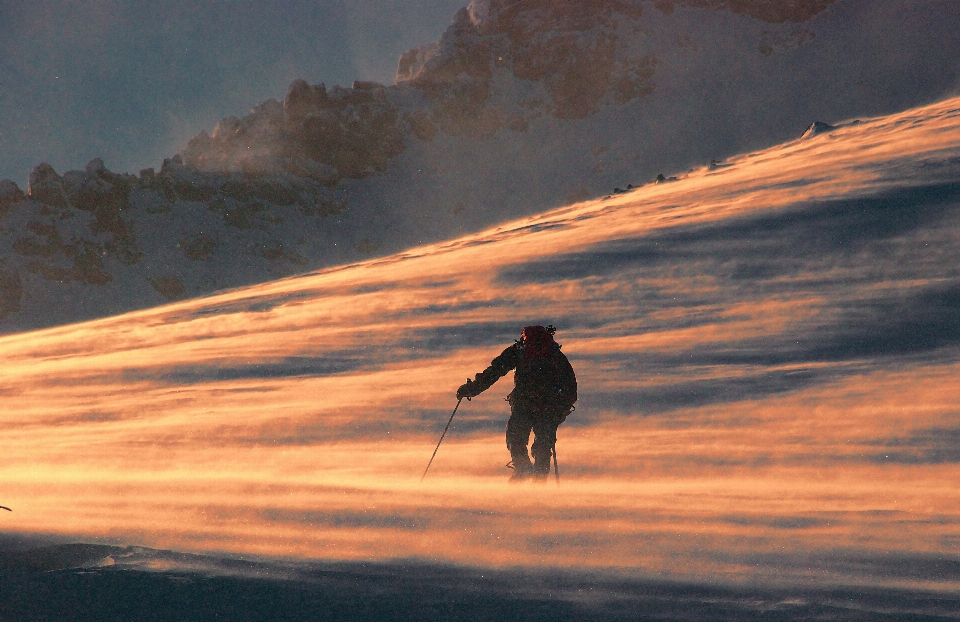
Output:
top-left (513, 338), bottom-right (577, 415)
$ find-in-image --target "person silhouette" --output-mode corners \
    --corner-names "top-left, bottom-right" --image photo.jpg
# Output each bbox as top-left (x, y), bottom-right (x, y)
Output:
top-left (457, 325), bottom-right (577, 480)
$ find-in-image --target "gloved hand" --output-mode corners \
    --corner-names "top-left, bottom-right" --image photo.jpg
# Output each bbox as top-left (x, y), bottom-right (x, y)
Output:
top-left (457, 378), bottom-right (476, 400)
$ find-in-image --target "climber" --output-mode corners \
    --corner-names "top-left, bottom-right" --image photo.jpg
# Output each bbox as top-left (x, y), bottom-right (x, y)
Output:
top-left (457, 325), bottom-right (577, 480)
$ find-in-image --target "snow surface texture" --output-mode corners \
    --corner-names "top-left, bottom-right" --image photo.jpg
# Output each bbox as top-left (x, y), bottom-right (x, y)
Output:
top-left (0, 541), bottom-right (958, 621)
top-left (2, 96), bottom-right (959, 595)
top-left (0, 0), bottom-right (959, 333)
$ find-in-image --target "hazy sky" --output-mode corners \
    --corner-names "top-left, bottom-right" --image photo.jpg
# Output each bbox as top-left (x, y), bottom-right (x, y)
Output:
top-left (0, 0), bottom-right (466, 187)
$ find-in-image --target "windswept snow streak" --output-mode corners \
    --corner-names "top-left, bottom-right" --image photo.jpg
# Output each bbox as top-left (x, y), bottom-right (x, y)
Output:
top-left (1, 97), bottom-right (959, 590)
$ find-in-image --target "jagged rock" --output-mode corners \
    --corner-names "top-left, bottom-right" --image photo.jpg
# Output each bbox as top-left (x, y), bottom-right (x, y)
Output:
top-left (475, 0), bottom-right (653, 118)
top-left (285, 84), bottom-right (405, 179)
top-left (401, 0), bottom-right (661, 132)
top-left (159, 0), bottom-right (846, 183)
top-left (284, 81), bottom-right (329, 126)
top-left (403, 110), bottom-right (439, 142)
top-left (86, 157), bottom-right (107, 176)
top-left (27, 163), bottom-right (67, 208)
top-left (395, 42), bottom-right (439, 83)
top-left (801, 121), bottom-right (836, 139)
top-left (15, 158), bottom-right (142, 284)
top-left (405, 8), bottom-right (502, 138)
top-left (276, 157), bottom-right (339, 185)
top-left (62, 163), bottom-right (114, 212)
top-left (183, 80), bottom-right (404, 183)
top-left (61, 159), bottom-right (142, 266)
top-left (181, 99), bottom-right (285, 175)
top-left (0, 180), bottom-right (26, 216)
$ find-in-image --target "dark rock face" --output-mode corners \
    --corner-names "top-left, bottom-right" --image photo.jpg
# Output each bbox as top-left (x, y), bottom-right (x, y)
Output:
top-left (153, 0), bottom-right (862, 180)
top-left (399, 0), bottom-right (660, 136)
top-left (284, 82), bottom-right (405, 179)
top-left (0, 180), bottom-right (25, 217)
top-left (62, 158), bottom-right (143, 266)
top-left (801, 121), bottom-right (837, 138)
top-left (397, 0), bottom-right (837, 133)
top-left (181, 81), bottom-right (406, 184)
top-left (15, 162), bottom-right (137, 288)
top-left (470, 0), bottom-right (653, 119)
top-left (16, 160), bottom-right (142, 284)
top-left (404, 8), bottom-right (502, 138)
top-left (0, 153), bottom-right (351, 329)
top-left (27, 163), bottom-right (68, 208)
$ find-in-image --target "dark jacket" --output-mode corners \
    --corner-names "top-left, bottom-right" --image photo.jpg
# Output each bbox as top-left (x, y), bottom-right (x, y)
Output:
top-left (468, 341), bottom-right (577, 415)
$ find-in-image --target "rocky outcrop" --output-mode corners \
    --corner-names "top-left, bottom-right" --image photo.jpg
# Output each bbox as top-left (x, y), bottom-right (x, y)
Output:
top-left (0, 155), bottom-right (350, 328)
top-left (283, 81), bottom-right (405, 179)
top-left (180, 80), bottom-right (407, 184)
top-left (1, 0), bottom-right (957, 333)
top-left (27, 163), bottom-right (68, 208)
top-left (800, 121), bottom-right (837, 138)
top-left (164, 0), bottom-right (845, 170)
top-left (398, 0), bottom-right (660, 136)
top-left (12, 160), bottom-right (138, 288)
top-left (0, 180), bottom-right (25, 218)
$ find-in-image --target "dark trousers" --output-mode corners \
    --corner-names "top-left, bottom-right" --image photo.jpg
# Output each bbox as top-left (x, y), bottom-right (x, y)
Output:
top-left (506, 403), bottom-right (561, 475)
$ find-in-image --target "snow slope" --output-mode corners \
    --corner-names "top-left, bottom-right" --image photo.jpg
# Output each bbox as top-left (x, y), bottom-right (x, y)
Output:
top-left (0, 0), bottom-right (958, 333)
top-left (1, 540), bottom-right (958, 621)
top-left (3, 542), bottom-right (957, 621)
top-left (1, 94), bottom-right (959, 591)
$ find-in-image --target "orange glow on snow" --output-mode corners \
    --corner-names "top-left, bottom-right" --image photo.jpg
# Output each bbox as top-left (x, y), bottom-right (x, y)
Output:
top-left (2, 97), bottom-right (960, 589)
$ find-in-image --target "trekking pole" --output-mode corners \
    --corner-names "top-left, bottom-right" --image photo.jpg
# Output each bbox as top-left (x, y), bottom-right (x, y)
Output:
top-left (552, 445), bottom-right (560, 485)
top-left (420, 398), bottom-right (463, 482)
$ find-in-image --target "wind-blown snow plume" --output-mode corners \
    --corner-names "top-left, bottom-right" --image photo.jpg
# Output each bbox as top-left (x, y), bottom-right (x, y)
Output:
top-left (1, 96), bottom-right (959, 591)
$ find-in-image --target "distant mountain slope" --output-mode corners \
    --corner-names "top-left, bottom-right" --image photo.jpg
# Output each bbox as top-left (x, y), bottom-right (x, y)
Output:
top-left (1, 0), bottom-right (958, 333)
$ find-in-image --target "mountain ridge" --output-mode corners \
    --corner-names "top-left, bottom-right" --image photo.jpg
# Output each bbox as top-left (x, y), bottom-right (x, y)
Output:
top-left (0, 0), bottom-right (957, 333)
